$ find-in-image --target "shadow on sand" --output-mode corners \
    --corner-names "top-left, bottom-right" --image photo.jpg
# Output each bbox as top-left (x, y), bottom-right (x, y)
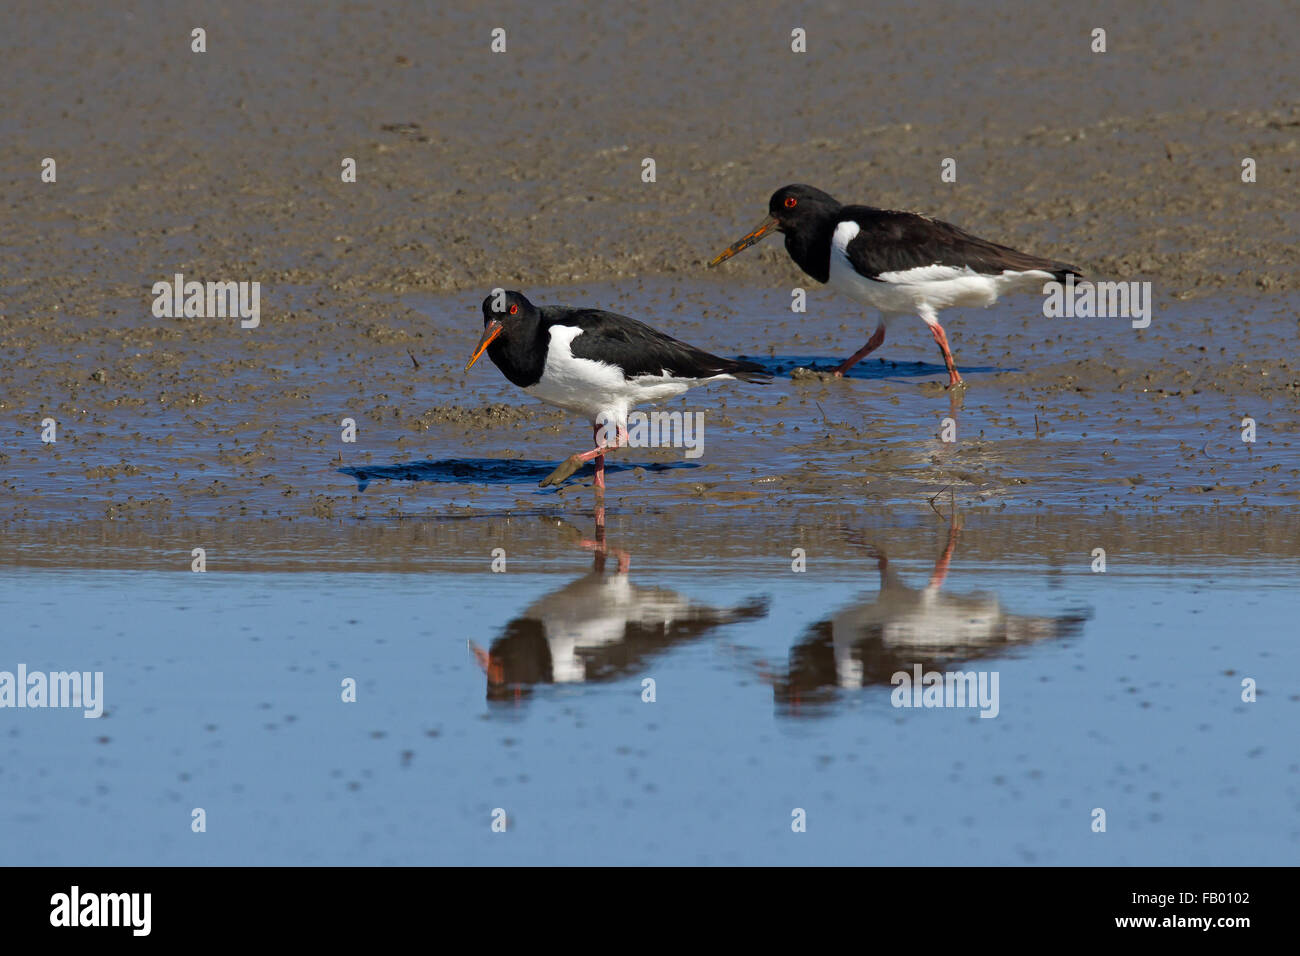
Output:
top-left (754, 356), bottom-right (1013, 380)
top-left (339, 457), bottom-right (700, 491)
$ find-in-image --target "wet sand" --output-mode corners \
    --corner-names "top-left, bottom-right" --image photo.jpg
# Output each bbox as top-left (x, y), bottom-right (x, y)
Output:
top-left (1, 278), bottom-right (1296, 523)
top-left (3, 0), bottom-right (1297, 304)
top-left (2, 1), bottom-right (1297, 532)
top-left (3, 505), bottom-right (1300, 577)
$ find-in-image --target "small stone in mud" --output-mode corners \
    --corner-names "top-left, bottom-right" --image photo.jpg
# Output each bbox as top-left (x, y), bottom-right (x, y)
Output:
top-left (90, 369), bottom-right (108, 383)
top-left (791, 366), bottom-right (836, 382)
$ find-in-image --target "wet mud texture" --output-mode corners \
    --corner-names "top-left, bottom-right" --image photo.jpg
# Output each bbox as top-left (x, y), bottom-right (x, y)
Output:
top-left (2, 278), bottom-right (1296, 521)
top-left (3, 507), bottom-right (1299, 574)
top-left (1, 1), bottom-right (1297, 525)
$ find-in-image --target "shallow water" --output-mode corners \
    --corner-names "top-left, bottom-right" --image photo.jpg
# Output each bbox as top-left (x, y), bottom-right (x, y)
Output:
top-left (3, 511), bottom-right (1296, 865)
top-left (5, 279), bottom-right (1297, 522)
top-left (4, 0), bottom-right (1297, 873)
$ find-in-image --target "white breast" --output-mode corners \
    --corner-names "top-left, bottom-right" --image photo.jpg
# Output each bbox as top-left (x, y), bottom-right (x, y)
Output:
top-left (540, 577), bottom-right (699, 683)
top-left (523, 325), bottom-right (711, 426)
top-left (524, 325), bottom-right (630, 421)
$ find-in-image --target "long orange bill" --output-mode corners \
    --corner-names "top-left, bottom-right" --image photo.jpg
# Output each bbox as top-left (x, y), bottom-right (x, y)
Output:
top-left (465, 320), bottom-right (503, 371)
top-left (708, 216), bottom-right (779, 267)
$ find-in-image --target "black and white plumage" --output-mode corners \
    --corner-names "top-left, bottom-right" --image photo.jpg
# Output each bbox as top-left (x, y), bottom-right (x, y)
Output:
top-left (464, 290), bottom-right (769, 488)
top-left (469, 543), bottom-right (769, 702)
top-left (738, 527), bottom-right (1090, 716)
top-left (710, 184), bottom-right (1084, 386)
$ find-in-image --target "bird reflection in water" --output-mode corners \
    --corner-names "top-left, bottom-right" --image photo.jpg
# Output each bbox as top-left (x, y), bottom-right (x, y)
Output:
top-left (469, 506), bottom-right (769, 705)
top-left (739, 507), bottom-right (1090, 718)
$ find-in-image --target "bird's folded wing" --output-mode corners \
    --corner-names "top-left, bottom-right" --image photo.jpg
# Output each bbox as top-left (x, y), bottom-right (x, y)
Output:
top-left (840, 208), bottom-right (1080, 281)
top-left (560, 310), bottom-right (765, 381)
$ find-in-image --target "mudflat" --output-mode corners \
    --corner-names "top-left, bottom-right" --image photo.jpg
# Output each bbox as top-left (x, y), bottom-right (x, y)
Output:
top-left (2, 1), bottom-right (1298, 871)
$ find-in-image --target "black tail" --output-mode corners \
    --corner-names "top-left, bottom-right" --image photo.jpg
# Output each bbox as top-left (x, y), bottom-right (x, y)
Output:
top-left (726, 358), bottom-right (772, 384)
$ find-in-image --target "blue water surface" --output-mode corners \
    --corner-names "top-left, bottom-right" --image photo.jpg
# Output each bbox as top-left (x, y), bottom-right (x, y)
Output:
top-left (1, 549), bottom-right (1295, 865)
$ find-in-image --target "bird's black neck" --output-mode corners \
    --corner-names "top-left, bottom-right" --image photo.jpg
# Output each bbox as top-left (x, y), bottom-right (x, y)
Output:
top-left (783, 215), bottom-right (839, 283)
top-left (487, 313), bottom-right (548, 388)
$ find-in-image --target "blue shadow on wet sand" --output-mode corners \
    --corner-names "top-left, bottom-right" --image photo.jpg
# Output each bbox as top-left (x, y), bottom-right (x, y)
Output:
top-left (751, 356), bottom-right (1014, 380)
top-left (340, 458), bottom-right (700, 490)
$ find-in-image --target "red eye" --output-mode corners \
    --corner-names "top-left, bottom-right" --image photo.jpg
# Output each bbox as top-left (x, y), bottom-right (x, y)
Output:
top-left (784, 196), bottom-right (797, 208)
top-left (509, 304), bottom-right (519, 315)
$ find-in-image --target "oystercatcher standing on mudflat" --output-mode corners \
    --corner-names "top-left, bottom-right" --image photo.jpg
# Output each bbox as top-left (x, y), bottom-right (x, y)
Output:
top-left (464, 290), bottom-right (770, 488)
top-left (709, 184), bottom-right (1083, 387)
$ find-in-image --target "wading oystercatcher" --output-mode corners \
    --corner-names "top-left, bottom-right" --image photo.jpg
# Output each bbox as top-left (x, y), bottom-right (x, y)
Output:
top-left (464, 290), bottom-right (770, 488)
top-left (709, 184), bottom-right (1083, 387)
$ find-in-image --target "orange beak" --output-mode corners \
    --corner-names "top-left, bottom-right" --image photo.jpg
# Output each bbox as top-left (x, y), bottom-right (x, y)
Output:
top-left (465, 319), bottom-right (503, 371)
top-left (468, 640), bottom-right (504, 684)
top-left (708, 216), bottom-right (780, 266)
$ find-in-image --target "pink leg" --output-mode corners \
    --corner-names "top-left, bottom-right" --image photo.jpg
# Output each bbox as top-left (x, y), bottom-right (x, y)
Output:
top-left (540, 423), bottom-right (628, 488)
top-left (834, 323), bottom-right (886, 377)
top-left (581, 502), bottom-right (630, 572)
top-left (928, 322), bottom-right (964, 387)
top-left (927, 525), bottom-right (961, 590)
top-left (469, 641), bottom-right (505, 685)
top-left (592, 425), bottom-right (606, 490)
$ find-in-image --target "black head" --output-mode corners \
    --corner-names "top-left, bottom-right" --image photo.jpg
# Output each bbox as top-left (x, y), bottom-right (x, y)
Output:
top-left (466, 290), bottom-right (539, 371)
top-left (480, 289), bottom-right (538, 324)
top-left (709, 184), bottom-right (842, 266)
top-left (767, 184), bottom-right (842, 229)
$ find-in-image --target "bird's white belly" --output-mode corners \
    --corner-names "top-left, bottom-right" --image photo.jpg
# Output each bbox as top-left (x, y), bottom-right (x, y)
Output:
top-left (524, 325), bottom-right (707, 424)
top-left (828, 222), bottom-right (1053, 316)
top-left (525, 372), bottom-right (696, 422)
top-left (828, 265), bottom-right (1001, 314)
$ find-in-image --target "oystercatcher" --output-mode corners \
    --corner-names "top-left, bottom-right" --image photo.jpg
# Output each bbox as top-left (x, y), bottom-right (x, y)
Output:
top-left (464, 290), bottom-right (770, 488)
top-left (709, 184), bottom-right (1083, 387)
